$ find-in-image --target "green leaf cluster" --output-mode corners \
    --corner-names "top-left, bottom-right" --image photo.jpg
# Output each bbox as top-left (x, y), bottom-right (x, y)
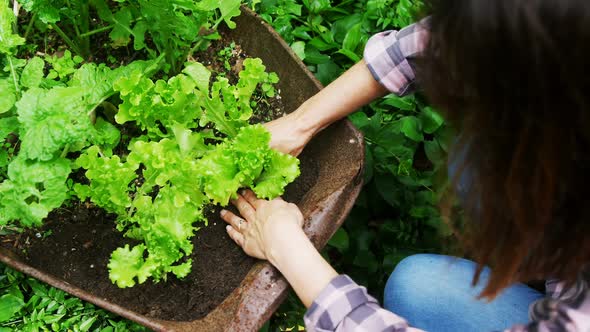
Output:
top-left (250, 0), bottom-right (425, 85)
top-left (75, 62), bottom-right (297, 287)
top-left (0, 43), bottom-right (157, 228)
top-left (0, 263), bottom-right (148, 331)
top-left (91, 0), bottom-right (241, 72)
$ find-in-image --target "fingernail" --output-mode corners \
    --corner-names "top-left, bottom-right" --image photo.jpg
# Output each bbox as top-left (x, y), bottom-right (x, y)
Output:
top-left (220, 209), bottom-right (227, 216)
top-left (226, 225), bottom-right (232, 231)
top-left (240, 189), bottom-right (247, 196)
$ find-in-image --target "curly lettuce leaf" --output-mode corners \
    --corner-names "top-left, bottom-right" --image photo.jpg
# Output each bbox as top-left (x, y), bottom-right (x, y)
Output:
top-left (0, 156), bottom-right (70, 227)
top-left (74, 146), bottom-right (139, 216)
top-left (197, 125), bottom-right (299, 205)
top-left (108, 244), bottom-right (157, 288)
top-left (114, 70), bottom-right (200, 137)
top-left (253, 149), bottom-right (300, 199)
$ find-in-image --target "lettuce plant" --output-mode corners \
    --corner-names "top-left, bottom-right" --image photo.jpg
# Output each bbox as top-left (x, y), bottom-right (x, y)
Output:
top-left (0, 0), bottom-right (299, 288)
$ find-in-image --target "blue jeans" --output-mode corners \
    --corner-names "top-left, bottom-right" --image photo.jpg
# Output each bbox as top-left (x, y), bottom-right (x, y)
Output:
top-left (384, 254), bottom-right (543, 332)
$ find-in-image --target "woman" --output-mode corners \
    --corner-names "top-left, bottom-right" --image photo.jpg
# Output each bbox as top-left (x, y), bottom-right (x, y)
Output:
top-left (220, 1), bottom-right (590, 331)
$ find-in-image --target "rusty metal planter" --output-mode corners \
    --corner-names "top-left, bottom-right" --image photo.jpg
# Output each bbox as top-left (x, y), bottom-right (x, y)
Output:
top-left (0, 7), bottom-right (364, 332)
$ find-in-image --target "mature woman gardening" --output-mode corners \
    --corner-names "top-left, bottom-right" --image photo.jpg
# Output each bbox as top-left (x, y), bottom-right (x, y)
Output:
top-left (220, 1), bottom-right (590, 331)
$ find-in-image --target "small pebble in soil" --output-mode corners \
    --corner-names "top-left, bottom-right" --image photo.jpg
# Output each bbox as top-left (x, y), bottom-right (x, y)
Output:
top-left (349, 139), bottom-right (356, 144)
top-left (35, 233), bottom-right (41, 238)
top-left (90, 264), bottom-right (94, 269)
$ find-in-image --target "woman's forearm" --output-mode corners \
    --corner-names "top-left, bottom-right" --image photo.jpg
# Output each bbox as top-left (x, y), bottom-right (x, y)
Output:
top-left (267, 223), bottom-right (338, 308)
top-left (294, 60), bottom-right (389, 136)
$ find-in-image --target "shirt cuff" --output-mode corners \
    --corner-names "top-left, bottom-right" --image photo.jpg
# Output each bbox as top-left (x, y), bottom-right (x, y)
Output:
top-left (304, 275), bottom-right (379, 331)
top-left (363, 19), bottom-right (430, 96)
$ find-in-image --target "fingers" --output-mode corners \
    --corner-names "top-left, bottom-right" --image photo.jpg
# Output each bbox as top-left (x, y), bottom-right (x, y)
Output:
top-left (241, 189), bottom-right (279, 209)
top-left (220, 209), bottom-right (246, 231)
top-left (226, 225), bottom-right (245, 247)
top-left (241, 189), bottom-right (259, 207)
top-left (230, 194), bottom-right (256, 221)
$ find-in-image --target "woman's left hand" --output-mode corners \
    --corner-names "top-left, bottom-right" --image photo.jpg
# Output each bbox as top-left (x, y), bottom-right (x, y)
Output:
top-left (220, 190), bottom-right (304, 263)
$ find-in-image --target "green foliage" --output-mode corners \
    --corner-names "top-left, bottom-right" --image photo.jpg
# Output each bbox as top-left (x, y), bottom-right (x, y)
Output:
top-left (91, 0), bottom-right (242, 72)
top-left (76, 112), bottom-right (298, 287)
top-left (0, 264), bottom-right (148, 331)
top-left (0, 45), bottom-right (158, 228)
top-left (0, 156), bottom-right (70, 228)
top-left (252, 0), bottom-right (425, 85)
top-left (0, 0), bottom-right (25, 55)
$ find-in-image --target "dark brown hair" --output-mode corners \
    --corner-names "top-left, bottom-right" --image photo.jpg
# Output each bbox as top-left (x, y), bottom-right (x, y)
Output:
top-left (417, 0), bottom-right (590, 298)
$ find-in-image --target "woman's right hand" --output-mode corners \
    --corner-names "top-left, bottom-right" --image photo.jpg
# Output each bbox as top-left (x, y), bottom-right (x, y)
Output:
top-left (220, 190), bottom-right (304, 263)
top-left (264, 111), bottom-right (316, 156)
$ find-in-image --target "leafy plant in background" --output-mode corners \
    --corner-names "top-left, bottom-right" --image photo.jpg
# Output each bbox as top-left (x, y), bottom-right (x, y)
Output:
top-left (19, 0), bottom-right (242, 72)
top-left (0, 264), bottom-right (148, 332)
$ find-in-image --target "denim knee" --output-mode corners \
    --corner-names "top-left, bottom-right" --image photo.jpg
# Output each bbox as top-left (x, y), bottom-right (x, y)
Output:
top-left (384, 254), bottom-right (447, 311)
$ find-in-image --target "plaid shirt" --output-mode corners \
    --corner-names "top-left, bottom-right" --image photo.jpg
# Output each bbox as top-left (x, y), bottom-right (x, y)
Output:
top-left (303, 20), bottom-right (590, 332)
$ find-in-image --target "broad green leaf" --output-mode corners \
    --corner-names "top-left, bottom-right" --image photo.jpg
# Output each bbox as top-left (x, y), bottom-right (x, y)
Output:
top-left (331, 14), bottom-right (363, 43)
top-left (328, 228), bottom-right (349, 251)
top-left (16, 87), bottom-right (93, 160)
top-left (420, 106), bottom-right (444, 134)
top-left (20, 57), bottom-right (45, 89)
top-left (79, 316), bottom-right (97, 331)
top-left (198, 0), bottom-right (241, 28)
top-left (307, 0), bottom-right (331, 14)
top-left (0, 293), bottom-right (24, 322)
top-left (183, 62), bottom-right (211, 94)
top-left (0, 78), bottom-right (16, 113)
top-left (424, 139), bottom-right (446, 165)
top-left (253, 149), bottom-right (300, 199)
top-left (0, 157), bottom-right (70, 227)
top-left (108, 245), bottom-right (154, 288)
top-left (304, 47), bottom-right (331, 64)
top-left (342, 23), bottom-right (362, 52)
top-left (0, 1), bottom-right (25, 54)
top-left (400, 116), bottom-right (423, 141)
top-left (381, 94), bottom-right (416, 111)
top-left (290, 41), bottom-right (306, 60)
top-left (315, 61), bottom-right (342, 86)
top-left (92, 0), bottom-right (135, 47)
top-left (336, 49), bottom-right (361, 63)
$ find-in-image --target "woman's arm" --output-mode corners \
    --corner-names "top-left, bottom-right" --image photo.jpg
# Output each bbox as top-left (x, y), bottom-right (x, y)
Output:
top-left (219, 190), bottom-right (338, 306)
top-left (266, 18), bottom-right (430, 156)
top-left (220, 190), bottom-right (422, 331)
top-left (265, 60), bottom-right (388, 156)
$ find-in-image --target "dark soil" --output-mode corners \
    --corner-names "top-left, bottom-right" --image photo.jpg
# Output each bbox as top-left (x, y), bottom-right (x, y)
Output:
top-left (3, 204), bottom-right (255, 321)
top-left (1, 149), bottom-right (317, 322)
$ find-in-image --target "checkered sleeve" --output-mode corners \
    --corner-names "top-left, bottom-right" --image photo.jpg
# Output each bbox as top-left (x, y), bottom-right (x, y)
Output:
top-left (304, 275), bottom-right (424, 332)
top-left (363, 17), bottom-right (431, 96)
